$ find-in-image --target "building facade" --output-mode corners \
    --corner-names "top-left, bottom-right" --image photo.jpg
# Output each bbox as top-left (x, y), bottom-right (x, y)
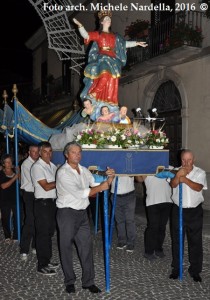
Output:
top-left (26, 0), bottom-right (210, 209)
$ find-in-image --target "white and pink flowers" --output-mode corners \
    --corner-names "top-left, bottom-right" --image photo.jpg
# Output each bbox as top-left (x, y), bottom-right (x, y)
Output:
top-left (75, 127), bottom-right (169, 149)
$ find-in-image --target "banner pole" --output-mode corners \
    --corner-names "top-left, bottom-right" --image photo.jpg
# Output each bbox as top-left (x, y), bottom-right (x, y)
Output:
top-left (2, 90), bottom-right (10, 154)
top-left (104, 189), bottom-right (110, 292)
top-left (94, 193), bottom-right (99, 235)
top-left (179, 183), bottom-right (183, 280)
top-left (109, 176), bottom-right (118, 248)
top-left (12, 84), bottom-right (21, 242)
top-left (6, 130), bottom-right (9, 154)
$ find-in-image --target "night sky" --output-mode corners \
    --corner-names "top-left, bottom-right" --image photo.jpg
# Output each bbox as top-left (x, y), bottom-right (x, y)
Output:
top-left (0, 0), bottom-right (42, 85)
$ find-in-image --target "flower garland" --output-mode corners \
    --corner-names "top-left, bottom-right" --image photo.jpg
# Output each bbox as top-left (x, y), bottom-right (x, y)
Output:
top-left (145, 130), bottom-right (169, 147)
top-left (75, 129), bottom-right (101, 146)
top-left (75, 128), bottom-right (169, 149)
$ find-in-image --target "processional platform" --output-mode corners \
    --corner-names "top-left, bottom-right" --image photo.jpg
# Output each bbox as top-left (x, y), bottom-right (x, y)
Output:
top-left (52, 148), bottom-right (169, 175)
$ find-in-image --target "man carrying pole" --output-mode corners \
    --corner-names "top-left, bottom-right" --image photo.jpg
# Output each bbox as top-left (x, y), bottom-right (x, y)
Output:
top-left (169, 149), bottom-right (207, 282)
top-left (56, 141), bottom-right (115, 294)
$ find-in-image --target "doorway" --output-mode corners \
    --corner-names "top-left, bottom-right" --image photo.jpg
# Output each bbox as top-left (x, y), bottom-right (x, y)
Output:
top-left (152, 80), bottom-right (182, 167)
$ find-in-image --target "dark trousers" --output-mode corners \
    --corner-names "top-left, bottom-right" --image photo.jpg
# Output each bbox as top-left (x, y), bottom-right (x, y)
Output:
top-left (145, 202), bottom-right (172, 254)
top-left (1, 204), bottom-right (18, 239)
top-left (171, 204), bottom-right (203, 275)
top-left (57, 208), bottom-right (95, 287)
top-left (20, 191), bottom-right (35, 253)
top-left (87, 194), bottom-right (104, 229)
top-left (111, 192), bottom-right (136, 246)
top-left (34, 198), bottom-right (56, 269)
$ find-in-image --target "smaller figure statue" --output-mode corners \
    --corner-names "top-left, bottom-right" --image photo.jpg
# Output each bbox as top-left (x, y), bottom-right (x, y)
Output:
top-left (96, 106), bottom-right (119, 123)
top-left (81, 99), bottom-right (97, 121)
top-left (81, 99), bottom-right (93, 117)
top-left (119, 106), bottom-right (131, 124)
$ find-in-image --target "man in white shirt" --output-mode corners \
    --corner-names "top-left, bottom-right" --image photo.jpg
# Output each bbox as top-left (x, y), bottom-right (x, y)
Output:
top-left (56, 141), bottom-right (115, 294)
top-left (137, 175), bottom-right (172, 260)
top-left (110, 176), bottom-right (136, 252)
top-left (31, 141), bottom-right (58, 276)
top-left (169, 149), bottom-right (207, 283)
top-left (20, 145), bottom-right (39, 260)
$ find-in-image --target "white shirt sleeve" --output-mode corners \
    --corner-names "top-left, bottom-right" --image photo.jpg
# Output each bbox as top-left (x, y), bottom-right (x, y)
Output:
top-left (87, 169), bottom-right (100, 188)
top-left (196, 171), bottom-right (208, 190)
top-left (21, 161), bottom-right (31, 188)
top-left (31, 164), bottom-right (45, 186)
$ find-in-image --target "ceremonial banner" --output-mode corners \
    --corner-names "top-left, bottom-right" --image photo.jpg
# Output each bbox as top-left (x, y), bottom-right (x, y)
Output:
top-left (16, 101), bottom-right (61, 144)
top-left (0, 109), bottom-right (4, 133)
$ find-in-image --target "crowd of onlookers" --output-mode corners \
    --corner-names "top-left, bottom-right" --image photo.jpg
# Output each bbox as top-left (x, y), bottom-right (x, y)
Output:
top-left (0, 142), bottom-right (207, 294)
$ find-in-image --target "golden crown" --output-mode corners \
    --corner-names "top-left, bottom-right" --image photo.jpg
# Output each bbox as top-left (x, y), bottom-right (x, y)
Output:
top-left (98, 10), bottom-right (112, 20)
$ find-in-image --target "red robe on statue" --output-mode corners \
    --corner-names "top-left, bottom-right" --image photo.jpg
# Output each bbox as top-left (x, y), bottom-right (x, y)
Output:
top-left (84, 32), bottom-right (122, 105)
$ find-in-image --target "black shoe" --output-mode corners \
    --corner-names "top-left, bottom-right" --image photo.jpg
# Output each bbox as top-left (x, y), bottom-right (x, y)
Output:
top-left (169, 272), bottom-right (179, 280)
top-left (47, 262), bottom-right (59, 269)
top-left (188, 269), bottom-right (202, 282)
top-left (82, 285), bottom-right (101, 293)
top-left (144, 253), bottom-right (157, 261)
top-left (66, 284), bottom-right (75, 294)
top-left (192, 274), bottom-right (202, 282)
top-left (155, 250), bottom-right (165, 258)
top-left (116, 243), bottom-right (126, 250)
top-left (37, 267), bottom-right (56, 276)
top-left (126, 245), bottom-right (134, 253)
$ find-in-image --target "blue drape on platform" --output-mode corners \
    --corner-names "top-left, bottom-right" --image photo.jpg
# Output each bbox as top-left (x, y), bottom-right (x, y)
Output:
top-left (52, 149), bottom-right (169, 174)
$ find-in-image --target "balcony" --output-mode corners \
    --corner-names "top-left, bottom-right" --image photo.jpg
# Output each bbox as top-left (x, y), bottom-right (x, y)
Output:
top-left (126, 10), bottom-right (204, 69)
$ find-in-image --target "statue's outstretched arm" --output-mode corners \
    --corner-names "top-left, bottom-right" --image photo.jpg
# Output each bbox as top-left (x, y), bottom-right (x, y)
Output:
top-left (126, 41), bottom-right (148, 48)
top-left (73, 18), bottom-right (89, 39)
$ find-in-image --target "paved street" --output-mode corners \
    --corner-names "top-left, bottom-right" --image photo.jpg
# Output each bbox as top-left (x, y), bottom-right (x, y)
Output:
top-left (0, 200), bottom-right (209, 300)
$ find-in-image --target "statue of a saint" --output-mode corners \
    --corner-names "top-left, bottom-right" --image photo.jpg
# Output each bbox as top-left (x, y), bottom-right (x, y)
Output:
top-left (73, 11), bottom-right (147, 122)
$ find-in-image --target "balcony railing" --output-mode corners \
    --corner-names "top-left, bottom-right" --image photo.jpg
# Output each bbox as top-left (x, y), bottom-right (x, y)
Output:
top-left (126, 10), bottom-right (203, 67)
